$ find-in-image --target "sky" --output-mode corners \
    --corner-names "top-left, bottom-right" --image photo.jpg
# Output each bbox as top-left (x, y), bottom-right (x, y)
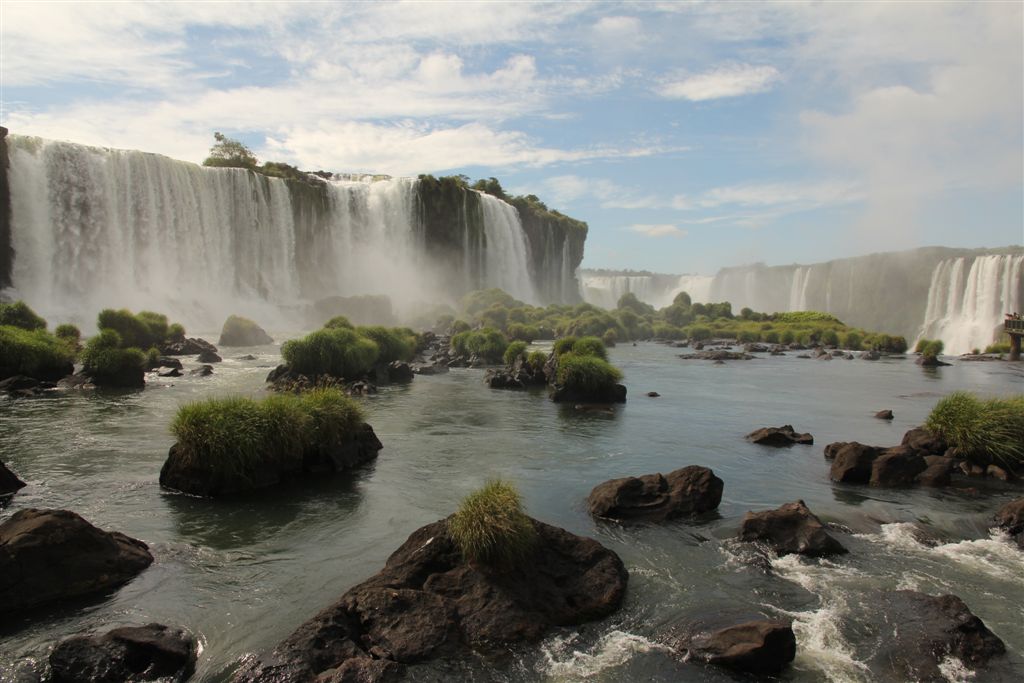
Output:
top-left (2, 1), bottom-right (1022, 275)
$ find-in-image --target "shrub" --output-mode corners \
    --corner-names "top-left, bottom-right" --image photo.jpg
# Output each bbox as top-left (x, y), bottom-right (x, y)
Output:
top-left (737, 330), bottom-right (759, 343)
top-left (451, 328), bottom-right (508, 363)
top-left (820, 329), bottom-right (840, 347)
top-left (356, 326), bottom-right (415, 363)
top-left (137, 311), bottom-right (169, 343)
top-left (527, 351), bottom-right (547, 373)
top-left (602, 328), bottom-right (618, 347)
top-left (450, 319), bottom-right (472, 334)
top-left (324, 315), bottom-right (353, 330)
top-left (688, 325), bottom-right (712, 341)
top-left (503, 340), bottom-right (528, 366)
top-left (914, 338), bottom-right (931, 354)
top-left (507, 323), bottom-right (538, 343)
top-left (763, 330), bottom-right (780, 344)
top-left (447, 480), bottom-right (537, 567)
top-left (653, 323), bottom-right (685, 340)
top-left (54, 323), bottom-right (81, 348)
top-left (553, 336), bottom-right (578, 357)
top-left (556, 352), bottom-right (623, 394)
top-left (926, 392), bottom-right (1024, 468)
top-left (774, 311), bottom-right (842, 324)
top-left (168, 323), bottom-right (186, 343)
top-left (922, 340), bottom-right (944, 359)
top-left (780, 329), bottom-right (795, 344)
top-left (843, 331), bottom-right (863, 351)
top-left (0, 301), bottom-right (47, 330)
top-left (571, 336), bottom-right (608, 361)
top-left (282, 327), bottom-right (380, 378)
top-left (0, 325), bottom-right (74, 379)
top-left (296, 387), bottom-right (365, 449)
top-left (984, 342), bottom-right (1011, 354)
top-left (81, 329), bottom-right (146, 383)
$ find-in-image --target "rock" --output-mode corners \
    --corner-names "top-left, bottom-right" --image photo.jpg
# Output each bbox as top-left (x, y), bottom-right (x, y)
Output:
top-left (844, 353), bottom-right (855, 360)
top-left (233, 517), bottom-right (627, 681)
top-left (0, 375), bottom-right (41, 392)
top-left (737, 500), bottom-right (847, 556)
top-left (681, 620), bottom-right (796, 675)
top-left (219, 315), bottom-right (274, 346)
top-left (238, 354), bottom-right (257, 361)
top-left (916, 355), bottom-right (951, 366)
top-left (994, 498), bottom-right (1024, 548)
top-left (870, 446), bottom-right (927, 487)
top-left (986, 465), bottom-right (1010, 481)
top-left (146, 356), bottom-right (182, 371)
top-left (412, 362), bottom-right (448, 376)
top-left (830, 442), bottom-right (887, 484)
top-left (84, 364), bottom-right (145, 389)
top-left (823, 441), bottom-right (850, 460)
top-left (197, 349), bottom-right (222, 363)
top-left (159, 423), bottom-right (383, 497)
top-left (0, 509), bottom-right (153, 614)
top-left (960, 461), bottom-right (986, 477)
top-left (770, 348), bottom-right (785, 356)
top-left (743, 343), bottom-right (769, 353)
top-left (0, 460), bottom-right (26, 496)
top-left (869, 591), bottom-right (1005, 681)
top-left (679, 350), bottom-right (754, 361)
top-left (830, 349), bottom-right (845, 357)
top-left (745, 425), bottom-right (813, 447)
top-left (861, 349), bottom-right (880, 361)
top-left (902, 427), bottom-right (947, 456)
top-left (646, 391), bottom-right (660, 397)
top-left (159, 368), bottom-right (182, 377)
top-left (190, 364), bottom-right (214, 377)
top-left (386, 361), bottom-right (414, 384)
top-left (549, 382), bottom-right (626, 404)
top-left (161, 337), bottom-right (218, 357)
top-left (50, 623), bottom-right (197, 682)
top-left (875, 409), bottom-right (894, 420)
top-left (796, 354), bottom-right (812, 359)
top-left (916, 458), bottom-right (955, 487)
top-left (587, 466), bottom-right (723, 522)
top-left (485, 355), bottom-right (546, 390)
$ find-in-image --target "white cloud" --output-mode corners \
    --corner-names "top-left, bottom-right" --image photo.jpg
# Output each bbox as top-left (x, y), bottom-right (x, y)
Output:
top-left (658, 64), bottom-right (780, 101)
top-left (628, 224), bottom-right (687, 237)
top-left (697, 180), bottom-right (864, 210)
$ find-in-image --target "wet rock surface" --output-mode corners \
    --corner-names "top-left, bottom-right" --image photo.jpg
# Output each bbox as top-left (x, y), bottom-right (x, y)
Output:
top-left (994, 498), bottom-right (1024, 548)
top-left (680, 620), bottom-right (796, 675)
top-left (587, 466), bottom-right (723, 522)
top-left (50, 623), bottom-right (197, 682)
top-left (0, 459), bottom-right (26, 496)
top-left (737, 500), bottom-right (847, 557)
top-left (746, 425), bottom-right (814, 447)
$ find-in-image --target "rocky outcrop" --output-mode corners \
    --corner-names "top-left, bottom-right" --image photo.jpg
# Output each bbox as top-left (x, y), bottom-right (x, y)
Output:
top-left (746, 425), bottom-right (813, 447)
top-left (679, 350), bottom-right (754, 361)
top-left (233, 517), bottom-right (627, 681)
top-left (875, 409), bottom-right (894, 420)
top-left (587, 466), bottom-right (723, 522)
top-left (829, 442), bottom-right (887, 483)
top-left (190, 364), bottom-right (214, 377)
top-left (197, 349), bottom-right (222, 363)
top-left (916, 457), bottom-right (955, 487)
top-left (916, 355), bottom-right (951, 367)
top-left (161, 337), bottom-right (218, 357)
top-left (868, 591), bottom-right (1005, 681)
top-left (0, 509), bottom-right (153, 614)
top-left (219, 315), bottom-right (274, 346)
top-left (737, 500), bottom-right (846, 557)
top-left (485, 355), bottom-right (547, 390)
top-left (50, 623), bottom-right (197, 682)
top-left (679, 620), bottom-right (796, 675)
top-left (0, 459), bottom-right (26, 496)
top-left (994, 498), bottom-right (1024, 548)
top-left (869, 446), bottom-right (927, 487)
top-left (901, 427), bottom-right (947, 456)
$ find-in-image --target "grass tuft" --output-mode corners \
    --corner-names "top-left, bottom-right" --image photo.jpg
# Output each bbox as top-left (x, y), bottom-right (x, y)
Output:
top-left (925, 391), bottom-right (1024, 468)
top-left (555, 352), bottom-right (622, 393)
top-left (282, 327), bottom-right (380, 378)
top-left (0, 301), bottom-right (47, 331)
top-left (503, 340), bottom-right (528, 366)
top-left (447, 480), bottom-right (537, 567)
top-left (0, 325), bottom-right (74, 377)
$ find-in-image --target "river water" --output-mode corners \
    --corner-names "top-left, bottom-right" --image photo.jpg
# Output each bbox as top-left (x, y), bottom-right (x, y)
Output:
top-left (1, 341), bottom-right (1022, 682)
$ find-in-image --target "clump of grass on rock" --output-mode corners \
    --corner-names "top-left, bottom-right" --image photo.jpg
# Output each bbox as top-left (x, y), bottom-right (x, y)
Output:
top-left (281, 327), bottom-right (380, 379)
top-left (0, 301), bottom-right (47, 331)
top-left (447, 480), bottom-right (537, 567)
top-left (556, 353), bottom-right (622, 395)
top-left (0, 324), bottom-right (75, 380)
top-left (925, 392), bottom-right (1024, 469)
top-left (81, 329), bottom-right (147, 387)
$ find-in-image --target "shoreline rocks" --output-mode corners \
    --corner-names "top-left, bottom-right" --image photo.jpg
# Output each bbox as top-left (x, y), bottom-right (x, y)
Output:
top-left (679, 620), bottom-right (796, 675)
top-left (50, 623), bottom-right (197, 683)
top-left (994, 498), bottom-right (1024, 548)
top-left (0, 509), bottom-right (153, 614)
top-left (588, 466), bottom-right (723, 522)
top-left (233, 516), bottom-right (627, 681)
top-left (746, 425), bottom-right (814, 447)
top-left (0, 459), bottom-right (26, 497)
top-left (738, 500), bottom-right (847, 556)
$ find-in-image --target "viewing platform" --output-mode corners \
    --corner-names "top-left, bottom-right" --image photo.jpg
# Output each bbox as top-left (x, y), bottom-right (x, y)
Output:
top-left (1005, 317), bottom-right (1023, 361)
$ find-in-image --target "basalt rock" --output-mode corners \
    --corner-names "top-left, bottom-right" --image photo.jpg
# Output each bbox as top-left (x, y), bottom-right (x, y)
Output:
top-left (746, 425), bottom-right (813, 447)
top-left (0, 509), bottom-right (153, 614)
top-left (916, 457), bottom-right (955, 487)
top-left (823, 441), bottom-right (850, 460)
top-left (679, 350), bottom-right (754, 361)
top-left (737, 500), bottom-right (846, 557)
top-left (50, 623), bottom-right (197, 682)
top-left (680, 620), bottom-right (796, 675)
top-left (587, 466), bottom-right (723, 522)
top-left (916, 355), bottom-right (951, 367)
top-left (485, 356), bottom-right (546, 390)
top-left (830, 442), bottom-right (887, 484)
top-left (875, 409), bottom-right (894, 420)
top-left (197, 349), bottom-right (222, 363)
top-left (861, 349), bottom-right (880, 361)
top-left (219, 315), bottom-right (274, 347)
top-left (869, 591), bottom-right (1005, 681)
top-left (190, 364), bottom-right (214, 377)
top-left (0, 459), bottom-right (26, 496)
top-left (901, 427), bottom-right (947, 457)
top-left (232, 517), bottom-right (627, 682)
top-left (870, 446), bottom-right (927, 487)
top-left (994, 498), bottom-right (1024, 548)
top-left (161, 337), bottom-right (217, 357)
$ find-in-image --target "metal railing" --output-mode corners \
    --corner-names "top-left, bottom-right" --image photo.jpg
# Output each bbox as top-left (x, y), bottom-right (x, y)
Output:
top-left (1005, 319), bottom-right (1024, 333)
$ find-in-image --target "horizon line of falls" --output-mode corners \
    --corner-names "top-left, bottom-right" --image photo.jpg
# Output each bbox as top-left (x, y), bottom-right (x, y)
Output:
top-left (3, 136), bottom-right (547, 330)
top-left (581, 273), bottom-right (713, 310)
top-left (917, 253), bottom-right (1024, 355)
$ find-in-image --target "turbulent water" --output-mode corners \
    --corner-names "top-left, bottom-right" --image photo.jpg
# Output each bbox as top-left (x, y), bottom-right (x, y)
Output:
top-left (3, 136), bottom-right (554, 330)
top-left (2, 342), bottom-right (1022, 682)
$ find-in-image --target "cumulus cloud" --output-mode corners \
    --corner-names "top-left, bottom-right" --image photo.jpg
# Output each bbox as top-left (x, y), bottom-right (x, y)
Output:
top-left (628, 224), bottom-right (687, 237)
top-left (658, 64), bottom-right (780, 101)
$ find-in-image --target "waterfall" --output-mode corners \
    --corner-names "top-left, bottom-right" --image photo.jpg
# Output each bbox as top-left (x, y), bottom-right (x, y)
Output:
top-left (671, 275), bottom-right (713, 305)
top-left (916, 254), bottom-right (1024, 354)
top-left (3, 135), bottom-right (550, 329)
top-left (788, 267), bottom-right (811, 311)
top-left (580, 272), bottom-right (713, 310)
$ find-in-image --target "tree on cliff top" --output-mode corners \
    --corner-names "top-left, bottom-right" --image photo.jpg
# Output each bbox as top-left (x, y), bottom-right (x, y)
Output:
top-left (203, 132), bottom-right (258, 170)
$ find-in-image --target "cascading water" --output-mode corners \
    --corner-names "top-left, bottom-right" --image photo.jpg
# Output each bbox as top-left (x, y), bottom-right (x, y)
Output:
top-left (788, 266), bottom-right (811, 311)
top-left (581, 272), bottom-right (713, 309)
top-left (3, 135), bottom-right (551, 329)
top-left (916, 254), bottom-right (1024, 354)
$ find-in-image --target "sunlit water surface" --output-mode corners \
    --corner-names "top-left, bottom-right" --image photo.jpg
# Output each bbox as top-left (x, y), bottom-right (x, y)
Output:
top-left (1, 341), bottom-right (1022, 682)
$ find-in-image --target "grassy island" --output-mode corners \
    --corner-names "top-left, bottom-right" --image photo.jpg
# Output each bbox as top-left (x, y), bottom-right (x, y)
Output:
top-left (926, 392), bottom-right (1024, 468)
top-left (448, 480), bottom-right (537, 567)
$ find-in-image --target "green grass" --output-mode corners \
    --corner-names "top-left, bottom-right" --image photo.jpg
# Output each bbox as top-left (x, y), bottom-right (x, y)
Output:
top-left (916, 339), bottom-right (944, 359)
top-left (570, 336), bottom-right (608, 361)
top-left (450, 328), bottom-right (508, 363)
top-left (447, 480), bottom-right (537, 567)
top-left (54, 323), bottom-right (81, 343)
top-left (97, 308), bottom-right (179, 349)
top-left (323, 315), bottom-right (353, 329)
top-left (0, 325), bottom-right (74, 378)
top-left (282, 327), bottom-right (380, 378)
top-left (356, 326), bottom-right (416, 364)
top-left (773, 311), bottom-right (842, 324)
top-left (555, 352), bottom-right (623, 393)
top-left (81, 329), bottom-right (146, 382)
top-left (984, 342), bottom-right (1011, 354)
top-left (503, 340), bottom-right (528, 365)
top-left (527, 350), bottom-right (547, 373)
top-left (0, 301), bottom-right (47, 331)
top-left (553, 336), bottom-right (578, 357)
top-left (925, 392), bottom-right (1024, 468)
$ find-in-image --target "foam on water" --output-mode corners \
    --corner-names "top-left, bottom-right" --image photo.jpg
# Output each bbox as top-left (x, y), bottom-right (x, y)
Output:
top-left (538, 630), bottom-right (670, 680)
top-left (938, 656), bottom-right (977, 682)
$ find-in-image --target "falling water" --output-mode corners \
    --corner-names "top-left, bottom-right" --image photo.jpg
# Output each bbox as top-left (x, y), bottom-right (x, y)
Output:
top-left (581, 273), bottom-right (713, 309)
top-left (788, 266), bottom-right (811, 311)
top-left (478, 192), bottom-right (538, 304)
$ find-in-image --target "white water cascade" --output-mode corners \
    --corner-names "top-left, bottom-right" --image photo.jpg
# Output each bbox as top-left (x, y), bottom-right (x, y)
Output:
top-left (917, 254), bottom-right (1024, 355)
top-left (581, 273), bottom-right (713, 310)
top-left (4, 136), bottom-right (545, 329)
top-left (788, 266), bottom-right (811, 311)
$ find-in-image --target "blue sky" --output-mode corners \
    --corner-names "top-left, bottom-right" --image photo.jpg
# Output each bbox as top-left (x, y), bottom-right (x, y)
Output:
top-left (2, 1), bottom-right (1021, 274)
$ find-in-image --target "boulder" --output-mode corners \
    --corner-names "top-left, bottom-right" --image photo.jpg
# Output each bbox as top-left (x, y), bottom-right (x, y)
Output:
top-left (737, 500), bottom-right (847, 557)
top-left (159, 368), bottom-right (183, 377)
top-left (986, 465), bottom-right (1011, 481)
top-left (0, 459), bottom-right (26, 496)
top-left (875, 409), bottom-right (894, 420)
top-left (994, 498), bottom-right (1024, 548)
top-left (219, 315), bottom-right (274, 347)
top-left (868, 591), bottom-right (1005, 681)
top-left (646, 391), bottom-right (660, 397)
top-left (233, 517), bottom-right (627, 681)
top-left (145, 356), bottom-right (182, 371)
top-left (197, 349), bottom-right (222, 363)
top-left (680, 620), bottom-right (796, 675)
top-left (190, 364), bottom-right (214, 377)
top-left (830, 442), bottom-right (887, 484)
top-left (870, 446), bottom-right (927, 487)
top-left (0, 509), bottom-right (153, 614)
top-left (385, 361), bottom-right (414, 384)
top-left (916, 458), bottom-right (955, 487)
top-left (161, 337), bottom-right (218, 357)
top-left (50, 623), bottom-right (197, 682)
top-left (84, 365), bottom-right (145, 389)
top-left (679, 350), bottom-right (754, 361)
top-left (412, 362), bottom-right (448, 376)
top-left (485, 356), bottom-right (545, 390)
top-left (916, 355), bottom-right (951, 367)
top-left (745, 425), bottom-right (813, 447)
top-left (823, 441), bottom-right (850, 460)
top-left (901, 427), bottom-right (947, 456)
top-left (587, 466), bottom-right (723, 522)
top-left (861, 349), bottom-right (880, 360)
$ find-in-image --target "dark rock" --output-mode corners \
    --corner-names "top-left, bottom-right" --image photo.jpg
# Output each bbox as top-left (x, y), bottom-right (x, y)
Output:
top-left (161, 337), bottom-right (217, 357)
top-left (0, 375), bottom-right (41, 392)
top-left (159, 368), bottom-right (182, 377)
top-left (197, 349), bottom-right (222, 363)
top-left (233, 517), bottom-right (627, 681)
top-left (50, 623), bottom-right (196, 682)
top-left (916, 355), bottom-right (950, 367)
top-left (219, 315), bottom-right (274, 346)
top-left (986, 465), bottom-right (1010, 481)
top-left (869, 591), bottom-right (1005, 681)
top-left (844, 353), bottom-right (855, 360)
top-left (788, 343), bottom-right (807, 350)
top-left (159, 423), bottom-right (383, 497)
top-left (238, 354), bottom-right (257, 361)
top-left (412, 362), bottom-right (448, 376)
top-left (84, 365), bottom-right (145, 389)
top-left (190, 364), bottom-right (214, 377)
top-left (737, 500), bottom-right (847, 556)
top-left (745, 425), bottom-right (813, 447)
top-left (486, 355), bottom-right (546, 390)
top-left (0, 509), bottom-right (152, 614)
top-left (681, 620), bottom-right (796, 675)
top-left (875, 409), bottom-right (894, 420)
top-left (587, 466), bottom-right (723, 522)
top-left (994, 498), bottom-right (1024, 548)
top-left (902, 427), bottom-right (947, 456)
top-left (823, 441), bottom-right (850, 460)
top-left (146, 356), bottom-right (182, 371)
top-left (830, 349), bottom-right (845, 357)
top-left (770, 348), bottom-right (785, 356)
top-left (679, 350), bottom-right (753, 361)
top-left (796, 354), bottom-right (812, 359)
top-left (960, 461), bottom-right (986, 477)
top-left (830, 442), bottom-right (887, 483)
top-left (1, 459), bottom-right (26, 496)
top-left (861, 349), bottom-right (880, 360)
top-left (550, 382), bottom-right (626, 404)
top-left (386, 361), bottom-right (414, 384)
top-left (916, 458), bottom-right (954, 487)
top-left (646, 391), bottom-right (660, 397)
top-left (870, 446), bottom-right (927, 487)
top-left (743, 343), bottom-right (769, 353)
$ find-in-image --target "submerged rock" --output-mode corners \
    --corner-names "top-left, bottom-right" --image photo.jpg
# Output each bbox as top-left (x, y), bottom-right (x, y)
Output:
top-left (0, 509), bottom-right (153, 614)
top-left (680, 620), bottom-right (796, 675)
top-left (679, 350), bottom-right (754, 361)
top-left (869, 591), bottom-right (1005, 681)
top-left (916, 457), bottom-right (955, 487)
top-left (737, 500), bottom-right (847, 557)
top-left (587, 466), bottom-right (723, 522)
top-left (233, 517), bottom-right (627, 681)
top-left (50, 623), bottom-right (197, 682)
top-left (745, 425), bottom-right (814, 447)
top-left (0, 459), bottom-right (26, 496)
top-left (994, 498), bottom-right (1024, 548)
top-left (875, 409), bottom-right (894, 420)
top-left (190, 364), bottom-right (214, 377)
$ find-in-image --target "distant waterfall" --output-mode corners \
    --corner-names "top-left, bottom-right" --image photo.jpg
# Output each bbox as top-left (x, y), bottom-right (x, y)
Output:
top-left (788, 267), bottom-right (811, 311)
top-left (581, 272), bottom-right (713, 309)
top-left (917, 254), bottom-right (1024, 354)
top-left (3, 135), bottom-right (547, 329)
